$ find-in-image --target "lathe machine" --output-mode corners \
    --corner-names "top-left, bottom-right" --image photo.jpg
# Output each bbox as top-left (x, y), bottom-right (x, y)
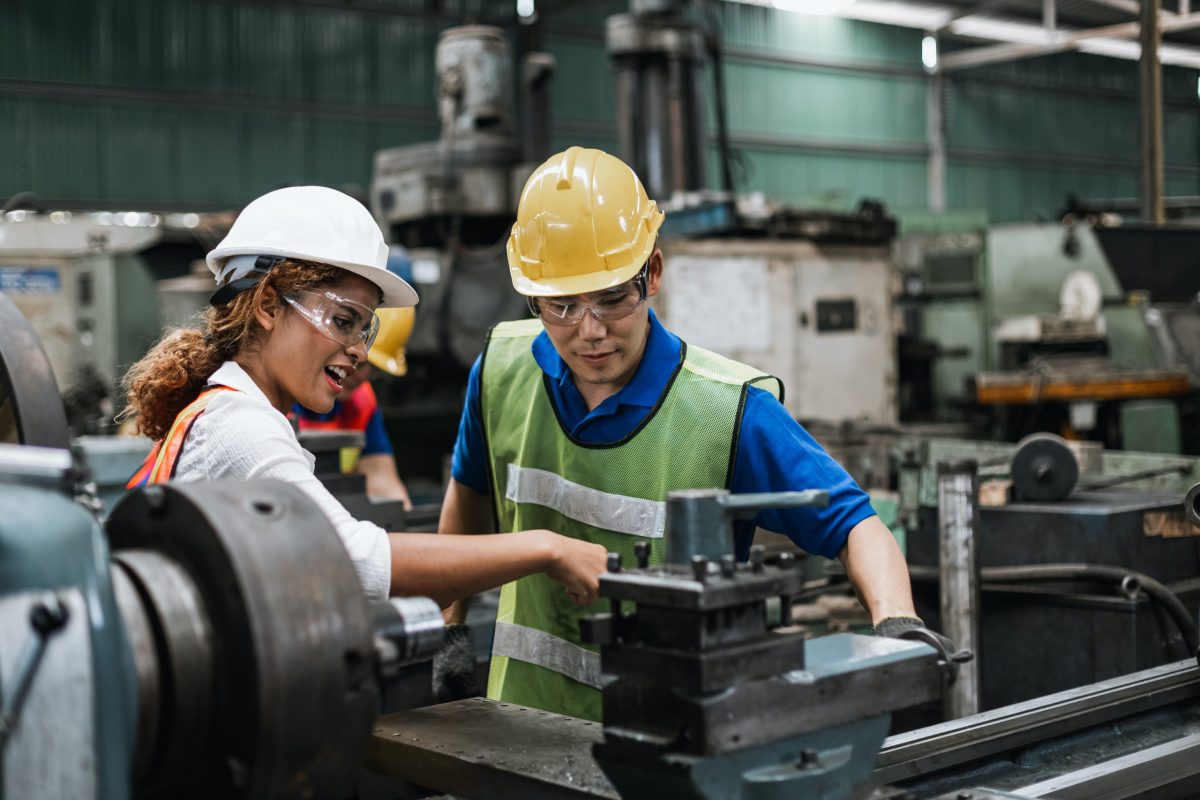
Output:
top-left (2, 290), bottom-right (1200, 799)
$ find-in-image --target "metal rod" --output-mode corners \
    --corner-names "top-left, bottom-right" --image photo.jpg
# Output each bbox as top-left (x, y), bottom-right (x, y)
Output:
top-left (936, 460), bottom-right (982, 720)
top-left (1018, 731), bottom-right (1200, 798)
top-left (1045, 0), bottom-right (1058, 34)
top-left (1140, 0), bottom-right (1165, 224)
top-left (927, 70), bottom-right (946, 212)
top-left (875, 659), bottom-right (1200, 784)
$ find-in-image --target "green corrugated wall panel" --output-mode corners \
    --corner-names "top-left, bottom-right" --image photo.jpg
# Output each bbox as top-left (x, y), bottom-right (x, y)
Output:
top-left (722, 60), bottom-right (926, 145)
top-left (176, 110), bottom-right (250, 205)
top-left (4, 0), bottom-right (1200, 221)
top-left (308, 116), bottom-right (376, 189)
top-left (26, 101), bottom-right (104, 201)
top-left (545, 37), bottom-right (616, 126)
top-left (946, 162), bottom-right (1139, 222)
top-left (0, 101), bottom-right (33, 193)
top-left (1164, 105), bottom-right (1200, 167)
top-left (163, 1), bottom-right (233, 94)
top-left (376, 16), bottom-right (442, 107)
top-left (948, 79), bottom-right (1134, 156)
top-left (306, 8), bottom-right (373, 104)
top-left (230, 4), bottom-right (306, 98)
top-left (98, 105), bottom-right (177, 204)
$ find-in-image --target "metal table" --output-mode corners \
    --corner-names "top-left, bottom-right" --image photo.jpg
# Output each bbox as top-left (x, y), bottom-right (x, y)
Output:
top-left (368, 698), bottom-right (617, 800)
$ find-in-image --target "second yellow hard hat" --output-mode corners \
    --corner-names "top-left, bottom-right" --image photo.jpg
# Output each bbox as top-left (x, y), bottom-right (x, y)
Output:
top-left (367, 306), bottom-right (415, 377)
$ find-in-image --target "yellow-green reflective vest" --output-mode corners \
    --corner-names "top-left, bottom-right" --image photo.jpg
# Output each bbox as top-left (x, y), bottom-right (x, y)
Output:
top-left (480, 318), bottom-right (781, 720)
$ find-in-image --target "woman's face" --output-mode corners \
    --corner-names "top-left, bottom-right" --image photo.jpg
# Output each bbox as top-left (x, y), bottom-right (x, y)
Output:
top-left (259, 272), bottom-right (382, 414)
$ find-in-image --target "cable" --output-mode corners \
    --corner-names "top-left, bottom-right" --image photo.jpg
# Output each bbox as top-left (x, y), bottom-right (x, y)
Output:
top-left (979, 563), bottom-right (1198, 655)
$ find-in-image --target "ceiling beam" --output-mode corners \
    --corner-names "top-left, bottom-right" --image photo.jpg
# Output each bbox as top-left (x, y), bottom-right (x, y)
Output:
top-left (941, 11), bottom-right (1200, 71)
top-left (1085, 0), bottom-right (1142, 16)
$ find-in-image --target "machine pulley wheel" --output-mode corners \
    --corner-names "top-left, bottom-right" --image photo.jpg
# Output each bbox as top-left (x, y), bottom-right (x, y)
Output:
top-left (0, 291), bottom-right (69, 449)
top-left (1011, 433), bottom-right (1079, 502)
top-left (106, 480), bottom-right (378, 800)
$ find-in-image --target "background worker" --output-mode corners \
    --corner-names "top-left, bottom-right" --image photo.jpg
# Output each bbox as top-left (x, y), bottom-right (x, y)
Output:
top-left (435, 147), bottom-right (924, 720)
top-left (122, 185), bottom-right (608, 607)
top-left (294, 305), bottom-right (415, 510)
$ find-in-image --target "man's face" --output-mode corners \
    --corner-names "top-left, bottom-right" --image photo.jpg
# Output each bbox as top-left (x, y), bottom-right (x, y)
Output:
top-left (537, 250), bottom-right (663, 402)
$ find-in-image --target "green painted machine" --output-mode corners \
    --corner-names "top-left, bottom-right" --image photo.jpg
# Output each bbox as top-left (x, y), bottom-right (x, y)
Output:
top-left (897, 221), bottom-right (1200, 454)
top-left (0, 292), bottom-right (445, 800)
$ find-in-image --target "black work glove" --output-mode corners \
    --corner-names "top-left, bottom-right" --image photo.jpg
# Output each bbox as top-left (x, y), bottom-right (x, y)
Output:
top-left (874, 616), bottom-right (974, 684)
top-left (872, 615), bottom-right (926, 639)
top-left (431, 624), bottom-right (483, 703)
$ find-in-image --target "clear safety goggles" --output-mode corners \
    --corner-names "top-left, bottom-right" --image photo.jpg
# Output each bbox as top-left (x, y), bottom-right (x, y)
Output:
top-left (283, 290), bottom-right (381, 351)
top-left (528, 264), bottom-right (649, 327)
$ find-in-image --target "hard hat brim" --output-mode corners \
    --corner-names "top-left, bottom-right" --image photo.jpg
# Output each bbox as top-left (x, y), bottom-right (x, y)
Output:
top-left (207, 246), bottom-right (419, 308)
top-left (507, 253), bottom-right (648, 298)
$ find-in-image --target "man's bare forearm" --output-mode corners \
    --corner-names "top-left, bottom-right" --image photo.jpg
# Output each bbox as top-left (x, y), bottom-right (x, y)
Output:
top-left (438, 479), bottom-right (497, 622)
top-left (838, 515), bottom-right (917, 624)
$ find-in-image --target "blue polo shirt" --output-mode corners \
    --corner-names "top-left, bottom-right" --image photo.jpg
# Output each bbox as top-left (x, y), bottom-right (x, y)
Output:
top-left (450, 309), bottom-right (874, 560)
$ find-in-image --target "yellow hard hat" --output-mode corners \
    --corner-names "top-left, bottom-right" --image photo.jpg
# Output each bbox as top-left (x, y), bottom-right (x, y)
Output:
top-left (507, 146), bottom-right (664, 297)
top-left (367, 306), bottom-right (415, 377)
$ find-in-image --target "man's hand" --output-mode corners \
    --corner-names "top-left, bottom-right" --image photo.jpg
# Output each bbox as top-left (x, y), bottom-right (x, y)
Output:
top-left (432, 624), bottom-right (483, 702)
top-left (541, 533), bottom-right (608, 606)
top-left (872, 615), bottom-right (926, 639)
top-left (874, 616), bottom-right (973, 683)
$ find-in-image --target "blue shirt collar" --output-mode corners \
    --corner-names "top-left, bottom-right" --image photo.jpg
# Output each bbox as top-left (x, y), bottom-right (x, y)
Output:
top-left (530, 307), bottom-right (682, 411)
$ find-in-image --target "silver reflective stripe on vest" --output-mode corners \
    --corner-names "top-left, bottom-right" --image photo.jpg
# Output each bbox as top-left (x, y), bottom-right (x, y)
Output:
top-left (504, 463), bottom-right (666, 538)
top-left (493, 621), bottom-right (603, 689)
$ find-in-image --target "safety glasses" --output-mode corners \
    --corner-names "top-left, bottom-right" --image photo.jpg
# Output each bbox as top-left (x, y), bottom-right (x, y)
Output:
top-left (528, 264), bottom-right (649, 327)
top-left (283, 290), bottom-right (381, 351)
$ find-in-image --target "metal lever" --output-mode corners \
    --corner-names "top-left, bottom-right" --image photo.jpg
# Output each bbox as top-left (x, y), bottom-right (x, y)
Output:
top-left (664, 488), bottom-right (829, 564)
top-left (0, 595), bottom-right (70, 753)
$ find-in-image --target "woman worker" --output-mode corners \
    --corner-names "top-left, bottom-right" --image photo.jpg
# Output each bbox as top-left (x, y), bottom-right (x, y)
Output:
top-left (122, 186), bottom-right (607, 605)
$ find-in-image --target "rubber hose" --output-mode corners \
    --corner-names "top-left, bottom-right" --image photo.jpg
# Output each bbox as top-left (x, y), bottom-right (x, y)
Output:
top-left (980, 563), bottom-right (1199, 654)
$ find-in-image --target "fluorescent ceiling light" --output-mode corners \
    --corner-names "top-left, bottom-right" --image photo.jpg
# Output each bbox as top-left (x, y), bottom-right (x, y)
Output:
top-left (921, 35), bottom-right (938, 71)
top-left (771, 0), bottom-right (857, 16)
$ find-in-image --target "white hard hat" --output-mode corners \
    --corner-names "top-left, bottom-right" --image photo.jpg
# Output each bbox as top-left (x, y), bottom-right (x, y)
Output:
top-left (206, 186), bottom-right (418, 308)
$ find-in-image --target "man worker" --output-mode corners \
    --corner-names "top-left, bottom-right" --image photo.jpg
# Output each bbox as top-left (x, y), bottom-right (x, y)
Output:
top-left (295, 306), bottom-right (415, 509)
top-left (436, 146), bottom-right (925, 720)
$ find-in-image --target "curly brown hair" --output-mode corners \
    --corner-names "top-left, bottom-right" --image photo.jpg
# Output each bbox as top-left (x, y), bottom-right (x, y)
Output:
top-left (120, 259), bottom-right (349, 441)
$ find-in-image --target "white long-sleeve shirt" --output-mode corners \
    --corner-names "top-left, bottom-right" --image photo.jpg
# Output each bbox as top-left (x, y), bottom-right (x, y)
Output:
top-left (173, 361), bottom-right (392, 599)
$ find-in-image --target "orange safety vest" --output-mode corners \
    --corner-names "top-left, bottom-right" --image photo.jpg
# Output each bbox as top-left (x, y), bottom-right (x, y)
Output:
top-left (126, 386), bottom-right (240, 489)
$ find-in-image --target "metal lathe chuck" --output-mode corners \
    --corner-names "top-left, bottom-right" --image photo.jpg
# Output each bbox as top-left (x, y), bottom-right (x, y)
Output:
top-left (0, 457), bottom-right (443, 800)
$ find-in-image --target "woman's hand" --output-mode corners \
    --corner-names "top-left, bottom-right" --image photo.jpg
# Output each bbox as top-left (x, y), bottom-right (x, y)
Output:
top-left (539, 531), bottom-right (608, 606)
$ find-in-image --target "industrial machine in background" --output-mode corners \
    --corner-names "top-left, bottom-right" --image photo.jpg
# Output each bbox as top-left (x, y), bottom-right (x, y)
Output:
top-left (6, 226), bottom-right (1200, 800)
top-left (897, 432), bottom-right (1200, 711)
top-left (369, 25), bottom-right (554, 482)
top-left (897, 220), bottom-right (1200, 455)
top-left (0, 205), bottom-right (223, 436)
